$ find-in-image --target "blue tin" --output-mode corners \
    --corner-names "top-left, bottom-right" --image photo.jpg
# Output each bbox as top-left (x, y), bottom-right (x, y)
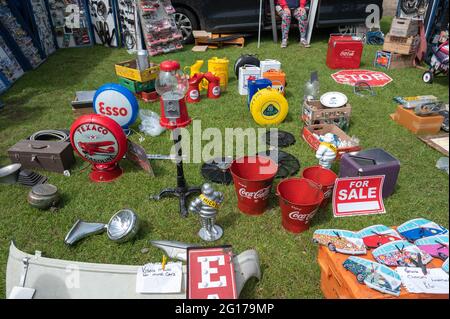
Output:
top-left (247, 78), bottom-right (272, 108)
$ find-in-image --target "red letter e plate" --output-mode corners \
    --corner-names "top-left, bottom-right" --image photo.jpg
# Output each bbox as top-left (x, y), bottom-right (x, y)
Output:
top-left (187, 246), bottom-right (237, 299)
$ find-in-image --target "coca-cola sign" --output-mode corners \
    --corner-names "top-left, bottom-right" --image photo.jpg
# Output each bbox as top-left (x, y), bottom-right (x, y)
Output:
top-left (238, 185), bottom-right (271, 201)
top-left (288, 209), bottom-right (319, 224)
top-left (340, 49), bottom-right (355, 58)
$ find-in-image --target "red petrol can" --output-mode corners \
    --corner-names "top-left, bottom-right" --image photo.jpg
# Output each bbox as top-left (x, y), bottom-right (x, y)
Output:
top-left (326, 35), bottom-right (364, 69)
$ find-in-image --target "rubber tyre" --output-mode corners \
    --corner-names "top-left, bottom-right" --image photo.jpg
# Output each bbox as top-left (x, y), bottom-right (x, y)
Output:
top-left (250, 88), bottom-right (289, 126)
top-left (422, 71), bottom-right (434, 84)
top-left (234, 55), bottom-right (260, 78)
top-left (173, 7), bottom-right (199, 44)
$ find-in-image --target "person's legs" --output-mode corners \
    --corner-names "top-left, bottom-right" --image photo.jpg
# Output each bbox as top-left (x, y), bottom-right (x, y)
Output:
top-left (294, 7), bottom-right (310, 47)
top-left (275, 5), bottom-right (292, 47)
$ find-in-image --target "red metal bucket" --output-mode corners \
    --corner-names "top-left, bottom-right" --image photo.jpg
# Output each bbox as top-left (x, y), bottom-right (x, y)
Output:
top-left (230, 156), bottom-right (278, 215)
top-left (277, 178), bottom-right (324, 233)
top-left (302, 166), bottom-right (338, 207)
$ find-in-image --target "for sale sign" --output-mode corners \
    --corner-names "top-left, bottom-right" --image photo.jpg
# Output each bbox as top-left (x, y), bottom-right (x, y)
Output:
top-left (331, 70), bottom-right (393, 87)
top-left (333, 176), bottom-right (386, 217)
top-left (187, 246), bottom-right (237, 299)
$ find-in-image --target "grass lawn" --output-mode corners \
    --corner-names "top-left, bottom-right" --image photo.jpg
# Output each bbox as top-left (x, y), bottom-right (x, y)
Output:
top-left (0, 18), bottom-right (448, 299)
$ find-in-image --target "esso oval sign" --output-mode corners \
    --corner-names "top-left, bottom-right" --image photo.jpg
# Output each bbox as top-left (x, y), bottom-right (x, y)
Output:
top-left (93, 83), bottom-right (139, 129)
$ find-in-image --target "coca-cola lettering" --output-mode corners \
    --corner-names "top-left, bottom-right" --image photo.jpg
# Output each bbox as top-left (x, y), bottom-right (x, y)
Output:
top-left (98, 102), bottom-right (128, 117)
top-left (288, 209), bottom-right (319, 224)
top-left (238, 185), bottom-right (271, 200)
top-left (340, 49), bottom-right (355, 57)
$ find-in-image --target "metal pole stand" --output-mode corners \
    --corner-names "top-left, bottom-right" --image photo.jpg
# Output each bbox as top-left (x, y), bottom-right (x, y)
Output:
top-left (150, 129), bottom-right (201, 217)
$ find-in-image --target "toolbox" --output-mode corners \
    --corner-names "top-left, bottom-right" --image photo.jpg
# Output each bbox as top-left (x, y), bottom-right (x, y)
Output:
top-left (383, 34), bottom-right (420, 55)
top-left (302, 100), bottom-right (352, 131)
top-left (302, 124), bottom-right (361, 159)
top-left (389, 17), bottom-right (419, 38)
top-left (390, 106), bottom-right (444, 135)
top-left (115, 59), bottom-right (159, 83)
top-left (8, 140), bottom-right (75, 174)
top-left (326, 35), bottom-right (364, 69)
top-left (318, 240), bottom-right (448, 299)
top-left (339, 148), bottom-right (400, 198)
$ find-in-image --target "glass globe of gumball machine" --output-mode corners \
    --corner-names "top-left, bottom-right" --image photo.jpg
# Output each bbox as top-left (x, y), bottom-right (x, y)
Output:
top-left (151, 61), bottom-right (201, 217)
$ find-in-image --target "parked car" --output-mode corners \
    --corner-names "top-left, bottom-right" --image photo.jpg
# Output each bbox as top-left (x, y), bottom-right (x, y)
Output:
top-left (358, 225), bottom-right (402, 248)
top-left (397, 218), bottom-right (448, 242)
top-left (415, 235), bottom-right (449, 260)
top-left (343, 256), bottom-right (402, 296)
top-left (312, 229), bottom-right (366, 255)
top-left (172, 0), bottom-right (385, 43)
top-left (372, 240), bottom-right (433, 267)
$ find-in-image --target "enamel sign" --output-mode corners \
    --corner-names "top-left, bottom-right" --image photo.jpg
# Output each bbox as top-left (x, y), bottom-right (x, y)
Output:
top-left (333, 176), bottom-right (386, 217)
top-left (187, 246), bottom-right (237, 299)
top-left (331, 70), bottom-right (393, 87)
top-left (93, 83), bottom-right (139, 129)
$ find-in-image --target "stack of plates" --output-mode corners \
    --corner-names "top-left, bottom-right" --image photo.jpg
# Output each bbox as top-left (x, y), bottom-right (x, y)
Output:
top-left (17, 169), bottom-right (47, 187)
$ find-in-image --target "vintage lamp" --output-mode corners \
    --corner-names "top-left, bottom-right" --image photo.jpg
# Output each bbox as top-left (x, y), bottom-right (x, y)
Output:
top-left (151, 60), bottom-right (201, 217)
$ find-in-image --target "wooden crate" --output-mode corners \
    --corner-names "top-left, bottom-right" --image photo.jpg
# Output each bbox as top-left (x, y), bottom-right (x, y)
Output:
top-left (374, 50), bottom-right (415, 69)
top-left (383, 34), bottom-right (420, 55)
top-left (193, 31), bottom-right (245, 49)
top-left (302, 100), bottom-right (352, 131)
top-left (389, 17), bottom-right (419, 37)
top-left (115, 59), bottom-right (159, 83)
top-left (390, 106), bottom-right (444, 135)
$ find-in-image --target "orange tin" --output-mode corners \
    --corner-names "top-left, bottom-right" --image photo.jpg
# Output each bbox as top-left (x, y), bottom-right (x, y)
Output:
top-left (318, 245), bottom-right (448, 299)
top-left (390, 106), bottom-right (444, 135)
top-left (262, 69), bottom-right (286, 95)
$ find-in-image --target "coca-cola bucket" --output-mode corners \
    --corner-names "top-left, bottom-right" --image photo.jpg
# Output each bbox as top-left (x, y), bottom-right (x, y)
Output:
top-left (277, 178), bottom-right (324, 233)
top-left (302, 166), bottom-right (337, 207)
top-left (230, 155), bottom-right (278, 215)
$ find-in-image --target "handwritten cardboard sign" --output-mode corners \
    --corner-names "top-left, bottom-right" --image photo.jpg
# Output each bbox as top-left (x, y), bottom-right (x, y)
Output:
top-left (187, 246), bottom-right (237, 299)
top-left (333, 176), bottom-right (386, 217)
top-left (136, 262), bottom-right (183, 294)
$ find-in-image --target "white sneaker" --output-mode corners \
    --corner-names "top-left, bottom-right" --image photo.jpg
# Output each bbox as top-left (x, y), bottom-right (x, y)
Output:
top-left (281, 39), bottom-right (288, 48)
top-left (300, 38), bottom-right (311, 48)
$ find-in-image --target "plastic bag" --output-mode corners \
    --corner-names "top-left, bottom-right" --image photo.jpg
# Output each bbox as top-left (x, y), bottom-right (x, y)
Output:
top-left (139, 110), bottom-right (165, 137)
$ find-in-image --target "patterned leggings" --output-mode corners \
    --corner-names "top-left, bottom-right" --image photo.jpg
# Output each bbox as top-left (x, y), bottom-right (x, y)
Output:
top-left (275, 5), bottom-right (309, 41)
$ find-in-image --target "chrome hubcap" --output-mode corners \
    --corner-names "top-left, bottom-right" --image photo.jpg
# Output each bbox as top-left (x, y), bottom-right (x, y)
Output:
top-left (174, 13), bottom-right (193, 41)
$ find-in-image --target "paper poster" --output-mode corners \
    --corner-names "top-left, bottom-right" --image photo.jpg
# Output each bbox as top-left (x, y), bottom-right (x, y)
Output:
top-left (396, 267), bottom-right (449, 294)
top-left (136, 262), bottom-right (183, 294)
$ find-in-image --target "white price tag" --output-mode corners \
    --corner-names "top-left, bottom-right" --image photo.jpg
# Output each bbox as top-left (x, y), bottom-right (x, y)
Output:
top-left (136, 262), bottom-right (183, 294)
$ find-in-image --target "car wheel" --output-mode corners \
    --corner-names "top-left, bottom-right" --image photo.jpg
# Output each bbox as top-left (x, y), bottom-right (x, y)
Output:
top-left (312, 238), bottom-right (319, 244)
top-left (328, 243), bottom-right (336, 252)
top-left (397, 260), bottom-right (406, 266)
top-left (356, 273), bottom-right (365, 284)
top-left (423, 71), bottom-right (434, 84)
top-left (438, 252), bottom-right (448, 260)
top-left (173, 7), bottom-right (198, 44)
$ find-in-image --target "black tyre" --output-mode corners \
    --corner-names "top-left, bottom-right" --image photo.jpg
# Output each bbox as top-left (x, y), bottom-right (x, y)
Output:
top-left (422, 71), bottom-right (434, 84)
top-left (234, 55), bottom-right (260, 78)
top-left (173, 7), bottom-right (198, 44)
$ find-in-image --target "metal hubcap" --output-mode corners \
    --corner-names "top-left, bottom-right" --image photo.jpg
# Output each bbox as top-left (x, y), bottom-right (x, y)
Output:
top-left (174, 13), bottom-right (193, 41)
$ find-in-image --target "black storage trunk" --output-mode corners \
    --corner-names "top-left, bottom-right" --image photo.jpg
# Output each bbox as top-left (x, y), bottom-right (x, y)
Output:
top-left (8, 140), bottom-right (75, 174)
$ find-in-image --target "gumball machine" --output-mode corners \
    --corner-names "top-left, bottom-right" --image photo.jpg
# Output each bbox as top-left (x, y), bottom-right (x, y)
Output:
top-left (151, 60), bottom-right (201, 217)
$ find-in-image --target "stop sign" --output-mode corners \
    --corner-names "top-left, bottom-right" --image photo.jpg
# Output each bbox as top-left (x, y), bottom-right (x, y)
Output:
top-left (331, 70), bottom-right (393, 87)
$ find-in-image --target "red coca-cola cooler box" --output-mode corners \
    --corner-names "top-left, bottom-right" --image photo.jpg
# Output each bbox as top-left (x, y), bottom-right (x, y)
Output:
top-left (326, 34), bottom-right (364, 69)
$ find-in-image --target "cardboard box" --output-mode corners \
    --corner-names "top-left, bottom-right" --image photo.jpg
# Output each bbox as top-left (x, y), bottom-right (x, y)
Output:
top-left (383, 34), bottom-right (419, 55)
top-left (374, 50), bottom-right (414, 69)
top-left (390, 106), bottom-right (444, 135)
top-left (389, 17), bottom-right (419, 37)
top-left (302, 100), bottom-right (352, 131)
top-left (318, 242), bottom-right (448, 299)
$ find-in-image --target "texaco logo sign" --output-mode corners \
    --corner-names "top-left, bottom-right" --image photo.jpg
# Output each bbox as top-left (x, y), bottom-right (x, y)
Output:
top-left (72, 123), bottom-right (119, 164)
